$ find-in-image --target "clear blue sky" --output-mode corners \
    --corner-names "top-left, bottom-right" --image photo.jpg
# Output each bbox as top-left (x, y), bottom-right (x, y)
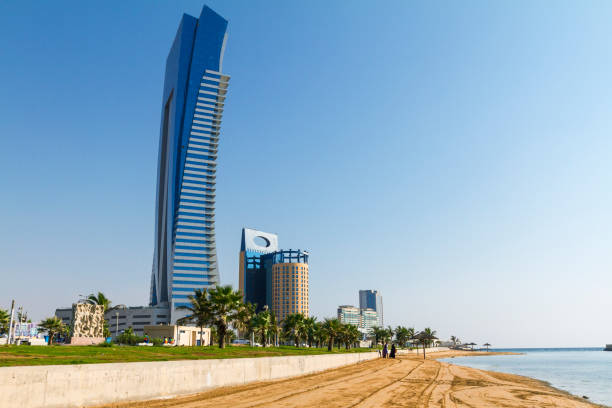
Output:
top-left (1, 1), bottom-right (610, 347)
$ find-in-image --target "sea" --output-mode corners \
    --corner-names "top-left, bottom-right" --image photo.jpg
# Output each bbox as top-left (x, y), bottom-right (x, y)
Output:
top-left (439, 348), bottom-right (612, 406)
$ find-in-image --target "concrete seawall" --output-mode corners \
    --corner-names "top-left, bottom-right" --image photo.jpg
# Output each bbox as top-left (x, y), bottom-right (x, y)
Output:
top-left (0, 351), bottom-right (378, 408)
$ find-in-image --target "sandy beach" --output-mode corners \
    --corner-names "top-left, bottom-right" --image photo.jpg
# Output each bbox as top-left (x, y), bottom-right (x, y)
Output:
top-left (97, 350), bottom-right (602, 408)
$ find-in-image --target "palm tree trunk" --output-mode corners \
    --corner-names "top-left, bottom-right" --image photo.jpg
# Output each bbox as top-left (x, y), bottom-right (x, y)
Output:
top-left (327, 338), bottom-right (333, 351)
top-left (423, 343), bottom-right (426, 359)
top-left (218, 323), bottom-right (226, 348)
top-left (200, 325), bottom-right (203, 346)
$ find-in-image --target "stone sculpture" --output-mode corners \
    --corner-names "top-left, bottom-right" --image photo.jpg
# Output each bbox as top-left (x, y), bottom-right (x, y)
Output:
top-left (70, 303), bottom-right (105, 345)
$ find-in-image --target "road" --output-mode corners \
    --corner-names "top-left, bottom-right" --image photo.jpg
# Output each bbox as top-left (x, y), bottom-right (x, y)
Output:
top-left (99, 351), bottom-right (598, 408)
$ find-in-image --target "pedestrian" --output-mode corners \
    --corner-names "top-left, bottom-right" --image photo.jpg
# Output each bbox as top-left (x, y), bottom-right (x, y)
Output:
top-left (382, 343), bottom-right (388, 358)
top-left (390, 343), bottom-right (396, 359)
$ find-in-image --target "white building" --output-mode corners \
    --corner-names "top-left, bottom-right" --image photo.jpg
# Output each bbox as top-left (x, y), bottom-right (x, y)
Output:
top-left (337, 305), bottom-right (360, 326)
top-left (55, 305), bottom-right (170, 337)
top-left (359, 289), bottom-right (383, 327)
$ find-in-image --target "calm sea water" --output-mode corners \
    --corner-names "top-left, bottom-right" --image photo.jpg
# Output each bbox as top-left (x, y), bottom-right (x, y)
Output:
top-left (440, 348), bottom-right (612, 406)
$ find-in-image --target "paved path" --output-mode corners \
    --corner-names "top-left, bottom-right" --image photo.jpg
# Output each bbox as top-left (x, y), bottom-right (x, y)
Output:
top-left (100, 352), bottom-right (598, 408)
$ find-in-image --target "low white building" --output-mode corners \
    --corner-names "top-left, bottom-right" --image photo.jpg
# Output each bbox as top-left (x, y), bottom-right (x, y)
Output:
top-left (144, 325), bottom-right (210, 346)
top-left (55, 305), bottom-right (170, 337)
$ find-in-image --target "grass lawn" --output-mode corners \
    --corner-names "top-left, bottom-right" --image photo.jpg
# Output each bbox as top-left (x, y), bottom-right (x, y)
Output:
top-left (0, 345), bottom-right (375, 367)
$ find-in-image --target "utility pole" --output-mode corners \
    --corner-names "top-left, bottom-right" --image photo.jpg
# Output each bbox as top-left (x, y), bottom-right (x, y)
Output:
top-left (7, 300), bottom-right (15, 345)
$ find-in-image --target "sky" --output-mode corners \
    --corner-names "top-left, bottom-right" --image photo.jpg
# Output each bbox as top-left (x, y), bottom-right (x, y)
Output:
top-left (1, 1), bottom-right (611, 348)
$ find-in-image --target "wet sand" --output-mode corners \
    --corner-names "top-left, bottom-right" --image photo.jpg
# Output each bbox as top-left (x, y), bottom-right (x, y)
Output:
top-left (98, 350), bottom-right (602, 408)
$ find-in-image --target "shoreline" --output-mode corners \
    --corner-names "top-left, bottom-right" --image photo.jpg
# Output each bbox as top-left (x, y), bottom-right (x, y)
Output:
top-left (97, 349), bottom-right (604, 407)
top-left (433, 350), bottom-right (605, 407)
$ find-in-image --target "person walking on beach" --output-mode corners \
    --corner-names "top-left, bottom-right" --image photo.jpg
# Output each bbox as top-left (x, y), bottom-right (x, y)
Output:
top-left (390, 343), bottom-right (396, 359)
top-left (382, 343), bottom-right (388, 358)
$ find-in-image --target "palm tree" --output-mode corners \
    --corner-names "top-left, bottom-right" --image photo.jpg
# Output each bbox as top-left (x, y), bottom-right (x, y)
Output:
top-left (415, 328), bottom-right (437, 359)
top-left (87, 292), bottom-right (112, 313)
top-left (314, 322), bottom-right (327, 348)
top-left (253, 309), bottom-right (273, 346)
top-left (303, 316), bottom-right (317, 348)
top-left (269, 310), bottom-right (280, 347)
top-left (395, 326), bottom-right (410, 347)
top-left (176, 288), bottom-right (212, 346)
top-left (483, 342), bottom-right (491, 351)
top-left (208, 285), bottom-right (243, 348)
top-left (39, 317), bottom-right (66, 344)
top-left (369, 326), bottom-right (386, 346)
top-left (450, 335), bottom-right (457, 346)
top-left (337, 324), bottom-right (349, 349)
top-left (385, 326), bottom-right (394, 343)
top-left (341, 324), bottom-right (360, 349)
top-left (0, 309), bottom-right (9, 335)
top-left (406, 327), bottom-right (415, 348)
top-left (283, 313), bottom-right (306, 347)
top-left (234, 302), bottom-right (257, 345)
top-left (321, 318), bottom-right (342, 351)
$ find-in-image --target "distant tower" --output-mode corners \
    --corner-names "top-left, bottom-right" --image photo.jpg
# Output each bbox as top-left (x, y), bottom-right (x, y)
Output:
top-left (359, 290), bottom-right (383, 327)
top-left (239, 228), bottom-right (279, 310)
top-left (150, 6), bottom-right (230, 323)
top-left (270, 250), bottom-right (309, 321)
top-left (239, 228), bottom-right (309, 319)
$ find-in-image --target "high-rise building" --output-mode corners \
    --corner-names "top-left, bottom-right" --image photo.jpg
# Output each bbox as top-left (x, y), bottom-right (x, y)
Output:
top-left (359, 308), bottom-right (378, 332)
top-left (239, 228), bottom-right (279, 309)
top-left (359, 290), bottom-right (383, 327)
top-left (239, 228), bottom-right (309, 319)
top-left (337, 305), bottom-right (360, 326)
top-left (150, 5), bottom-right (230, 323)
top-left (271, 250), bottom-right (309, 321)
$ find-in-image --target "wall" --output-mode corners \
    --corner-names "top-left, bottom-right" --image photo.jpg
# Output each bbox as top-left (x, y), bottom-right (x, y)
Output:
top-left (396, 347), bottom-right (450, 355)
top-left (0, 351), bottom-right (378, 408)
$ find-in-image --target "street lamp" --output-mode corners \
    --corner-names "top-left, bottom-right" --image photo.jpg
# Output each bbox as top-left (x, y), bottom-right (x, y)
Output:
top-left (109, 304), bottom-right (126, 338)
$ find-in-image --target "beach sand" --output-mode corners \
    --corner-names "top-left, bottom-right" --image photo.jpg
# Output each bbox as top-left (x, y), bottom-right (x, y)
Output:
top-left (98, 350), bottom-right (602, 408)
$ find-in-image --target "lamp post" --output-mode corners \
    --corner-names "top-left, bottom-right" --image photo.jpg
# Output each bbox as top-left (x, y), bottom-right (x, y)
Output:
top-left (7, 300), bottom-right (15, 345)
top-left (109, 304), bottom-right (126, 338)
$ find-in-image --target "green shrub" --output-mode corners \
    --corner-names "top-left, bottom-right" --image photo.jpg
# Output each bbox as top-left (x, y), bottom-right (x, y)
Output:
top-left (115, 327), bottom-right (146, 346)
top-left (151, 337), bottom-right (164, 346)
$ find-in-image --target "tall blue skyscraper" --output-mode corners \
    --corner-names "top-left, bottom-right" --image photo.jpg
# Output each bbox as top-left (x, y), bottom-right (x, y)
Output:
top-left (150, 5), bottom-right (229, 323)
top-left (359, 290), bottom-right (383, 327)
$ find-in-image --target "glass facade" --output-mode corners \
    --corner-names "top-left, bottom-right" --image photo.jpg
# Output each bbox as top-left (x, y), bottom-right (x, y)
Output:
top-left (337, 305), bottom-right (360, 326)
top-left (359, 290), bottom-right (383, 327)
top-left (239, 228), bottom-right (309, 319)
top-left (359, 308), bottom-right (378, 332)
top-left (150, 5), bottom-right (229, 323)
top-left (239, 228), bottom-right (279, 311)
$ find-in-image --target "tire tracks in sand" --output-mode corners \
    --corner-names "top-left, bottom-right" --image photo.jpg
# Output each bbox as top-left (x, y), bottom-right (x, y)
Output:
top-left (96, 352), bottom-right (602, 408)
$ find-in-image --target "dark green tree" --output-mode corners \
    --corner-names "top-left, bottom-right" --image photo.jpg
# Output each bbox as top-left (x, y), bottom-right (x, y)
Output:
top-left (38, 317), bottom-right (66, 344)
top-left (321, 318), bottom-right (342, 351)
top-left (208, 285), bottom-right (243, 348)
top-left (282, 313), bottom-right (306, 347)
top-left (176, 288), bottom-right (212, 346)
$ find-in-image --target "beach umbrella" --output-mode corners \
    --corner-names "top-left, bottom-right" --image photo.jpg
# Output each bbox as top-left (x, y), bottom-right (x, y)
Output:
top-left (483, 342), bottom-right (491, 351)
top-left (469, 342), bottom-right (477, 350)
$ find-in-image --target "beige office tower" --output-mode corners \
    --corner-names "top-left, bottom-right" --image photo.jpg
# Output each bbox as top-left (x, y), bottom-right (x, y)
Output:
top-left (271, 252), bottom-right (309, 322)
